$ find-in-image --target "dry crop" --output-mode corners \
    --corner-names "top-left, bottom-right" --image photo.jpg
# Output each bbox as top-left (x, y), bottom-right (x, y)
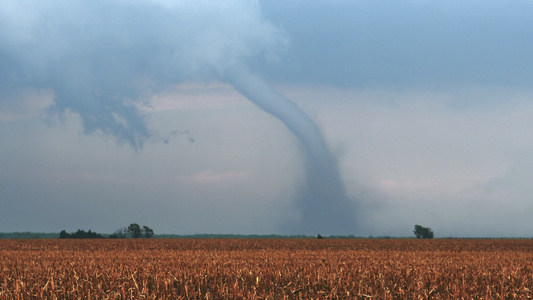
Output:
top-left (1, 239), bottom-right (533, 299)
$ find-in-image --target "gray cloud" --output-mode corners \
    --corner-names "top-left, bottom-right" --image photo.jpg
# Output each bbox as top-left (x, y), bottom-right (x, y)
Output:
top-left (1, 0), bottom-right (359, 234)
top-left (0, 0), bottom-right (288, 148)
top-left (2, 0), bottom-right (533, 237)
top-left (261, 0), bottom-right (533, 87)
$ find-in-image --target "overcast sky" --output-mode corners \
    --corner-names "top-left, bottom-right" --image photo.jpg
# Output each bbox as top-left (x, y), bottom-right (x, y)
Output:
top-left (2, 0), bottom-right (533, 237)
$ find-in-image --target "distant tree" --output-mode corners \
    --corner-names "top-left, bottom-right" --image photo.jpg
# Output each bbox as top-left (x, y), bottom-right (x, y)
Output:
top-left (414, 224), bottom-right (434, 239)
top-left (71, 229), bottom-right (86, 239)
top-left (110, 224), bottom-right (154, 238)
top-left (59, 230), bottom-right (70, 239)
top-left (128, 223), bottom-right (142, 238)
top-left (110, 227), bottom-right (127, 239)
top-left (142, 226), bottom-right (154, 238)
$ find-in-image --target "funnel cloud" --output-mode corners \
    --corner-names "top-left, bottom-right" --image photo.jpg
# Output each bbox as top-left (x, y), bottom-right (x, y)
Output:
top-left (227, 66), bottom-right (356, 234)
top-left (0, 0), bottom-right (356, 234)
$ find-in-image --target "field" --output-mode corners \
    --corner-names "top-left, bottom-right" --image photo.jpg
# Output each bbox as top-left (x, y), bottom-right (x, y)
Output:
top-left (1, 239), bottom-right (533, 299)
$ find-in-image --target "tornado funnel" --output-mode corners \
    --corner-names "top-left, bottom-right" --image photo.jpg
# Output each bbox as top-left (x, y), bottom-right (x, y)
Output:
top-left (227, 66), bottom-right (356, 235)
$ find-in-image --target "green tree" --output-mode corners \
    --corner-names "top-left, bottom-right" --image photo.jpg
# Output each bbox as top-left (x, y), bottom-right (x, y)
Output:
top-left (59, 230), bottom-right (70, 239)
top-left (128, 223), bottom-right (142, 238)
top-left (414, 224), bottom-right (434, 239)
top-left (142, 226), bottom-right (154, 238)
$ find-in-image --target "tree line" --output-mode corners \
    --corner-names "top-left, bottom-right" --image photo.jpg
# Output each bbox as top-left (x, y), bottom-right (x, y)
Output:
top-left (59, 223), bottom-right (154, 239)
top-left (60, 229), bottom-right (103, 239)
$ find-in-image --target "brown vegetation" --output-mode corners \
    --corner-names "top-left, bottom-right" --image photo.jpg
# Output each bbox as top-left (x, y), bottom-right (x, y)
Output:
top-left (1, 239), bottom-right (533, 299)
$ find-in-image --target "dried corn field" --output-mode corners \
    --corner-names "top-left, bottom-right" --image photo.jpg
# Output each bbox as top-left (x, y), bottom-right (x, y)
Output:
top-left (1, 239), bottom-right (533, 299)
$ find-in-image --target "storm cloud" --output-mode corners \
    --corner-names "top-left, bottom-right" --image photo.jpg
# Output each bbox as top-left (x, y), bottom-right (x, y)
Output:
top-left (0, 0), bottom-right (288, 148)
top-left (2, 1), bottom-right (533, 237)
top-left (1, 0), bottom-right (356, 234)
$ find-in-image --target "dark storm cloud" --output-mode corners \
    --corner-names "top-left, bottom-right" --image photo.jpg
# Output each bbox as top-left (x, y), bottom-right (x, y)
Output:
top-left (261, 0), bottom-right (533, 87)
top-left (4, 0), bottom-right (531, 147)
top-left (0, 0), bottom-right (288, 148)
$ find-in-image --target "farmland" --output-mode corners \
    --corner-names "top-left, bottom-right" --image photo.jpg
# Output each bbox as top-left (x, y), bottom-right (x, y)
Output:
top-left (1, 239), bottom-right (533, 299)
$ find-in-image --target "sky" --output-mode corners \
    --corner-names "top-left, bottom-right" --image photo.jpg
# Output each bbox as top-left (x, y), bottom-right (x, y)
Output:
top-left (2, 0), bottom-right (533, 237)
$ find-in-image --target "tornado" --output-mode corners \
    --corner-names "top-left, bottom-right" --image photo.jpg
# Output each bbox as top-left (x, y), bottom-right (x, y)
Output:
top-left (0, 0), bottom-right (358, 235)
top-left (227, 65), bottom-right (356, 235)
